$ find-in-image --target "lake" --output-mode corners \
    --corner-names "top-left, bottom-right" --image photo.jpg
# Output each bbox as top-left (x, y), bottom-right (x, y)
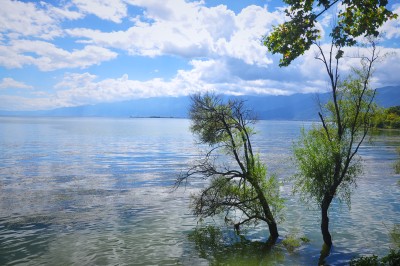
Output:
top-left (0, 117), bottom-right (399, 265)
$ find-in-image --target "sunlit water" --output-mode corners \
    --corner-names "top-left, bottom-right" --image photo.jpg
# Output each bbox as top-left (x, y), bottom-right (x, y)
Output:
top-left (0, 117), bottom-right (399, 265)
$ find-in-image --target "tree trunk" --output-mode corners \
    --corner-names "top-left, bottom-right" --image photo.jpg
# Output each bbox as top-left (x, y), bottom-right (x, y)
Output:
top-left (251, 181), bottom-right (279, 240)
top-left (321, 194), bottom-right (333, 247)
top-left (267, 220), bottom-right (279, 240)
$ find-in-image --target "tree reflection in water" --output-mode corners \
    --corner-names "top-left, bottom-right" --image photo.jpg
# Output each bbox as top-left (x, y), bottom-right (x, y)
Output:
top-left (188, 225), bottom-right (289, 265)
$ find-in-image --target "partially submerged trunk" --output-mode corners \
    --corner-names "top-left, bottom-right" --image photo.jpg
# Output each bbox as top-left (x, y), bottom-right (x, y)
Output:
top-left (267, 220), bottom-right (279, 241)
top-left (252, 180), bottom-right (279, 240)
top-left (321, 194), bottom-right (334, 247)
top-left (319, 242), bottom-right (332, 265)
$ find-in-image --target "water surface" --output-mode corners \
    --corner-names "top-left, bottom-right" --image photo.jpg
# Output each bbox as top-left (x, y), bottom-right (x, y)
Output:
top-left (0, 117), bottom-right (399, 265)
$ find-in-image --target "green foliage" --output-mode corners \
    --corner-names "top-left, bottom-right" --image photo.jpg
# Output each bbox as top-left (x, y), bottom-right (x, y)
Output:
top-left (281, 231), bottom-right (310, 253)
top-left (395, 162), bottom-right (400, 175)
top-left (373, 106), bottom-right (400, 129)
top-left (389, 224), bottom-right (400, 248)
top-left (181, 93), bottom-right (282, 238)
top-left (190, 94), bottom-right (233, 145)
top-left (381, 249), bottom-right (400, 265)
top-left (281, 235), bottom-right (301, 253)
top-left (188, 225), bottom-right (224, 256)
top-left (350, 250), bottom-right (400, 266)
top-left (300, 236), bottom-right (311, 243)
top-left (264, 0), bottom-right (397, 66)
top-left (188, 225), bottom-right (286, 265)
top-left (292, 125), bottom-right (362, 207)
top-left (387, 106), bottom-right (400, 116)
top-left (191, 155), bottom-right (284, 225)
top-left (264, 0), bottom-right (389, 250)
top-left (330, 71), bottom-right (377, 129)
top-left (260, 173), bottom-right (285, 221)
top-left (350, 255), bottom-right (379, 266)
top-left (293, 126), bottom-right (339, 204)
top-left (292, 68), bottom-right (375, 211)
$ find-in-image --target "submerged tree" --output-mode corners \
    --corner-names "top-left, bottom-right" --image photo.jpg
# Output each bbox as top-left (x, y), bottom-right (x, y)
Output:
top-left (294, 42), bottom-right (380, 248)
top-left (294, 42), bottom-right (380, 249)
top-left (264, 0), bottom-right (396, 249)
top-left (176, 94), bottom-right (283, 242)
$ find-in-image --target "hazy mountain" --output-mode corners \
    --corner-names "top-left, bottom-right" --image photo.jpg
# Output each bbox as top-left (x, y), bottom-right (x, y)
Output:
top-left (1, 86), bottom-right (399, 120)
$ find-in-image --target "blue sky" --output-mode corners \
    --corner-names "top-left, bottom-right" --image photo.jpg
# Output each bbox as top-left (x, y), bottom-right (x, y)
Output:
top-left (0, 0), bottom-right (399, 111)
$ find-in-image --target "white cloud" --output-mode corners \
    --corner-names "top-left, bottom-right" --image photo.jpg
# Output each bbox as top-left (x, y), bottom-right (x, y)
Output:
top-left (53, 72), bottom-right (191, 106)
top-left (126, 0), bottom-right (203, 21)
top-left (40, 2), bottom-right (84, 21)
top-left (298, 44), bottom-right (400, 90)
top-left (3, 43), bottom-right (400, 111)
top-left (0, 45), bottom-right (35, 69)
top-left (44, 58), bottom-right (320, 108)
top-left (0, 0), bottom-right (82, 40)
top-left (380, 5), bottom-right (400, 39)
top-left (0, 40), bottom-right (118, 71)
top-left (0, 94), bottom-right (70, 111)
top-left (71, 0), bottom-right (127, 23)
top-left (0, 78), bottom-right (33, 90)
top-left (67, 1), bottom-right (283, 66)
top-left (218, 5), bottom-right (280, 66)
top-left (372, 48), bottom-right (400, 87)
top-left (0, 0), bottom-right (399, 112)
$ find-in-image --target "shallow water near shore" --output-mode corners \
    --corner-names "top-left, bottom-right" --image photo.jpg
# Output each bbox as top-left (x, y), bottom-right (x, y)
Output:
top-left (0, 117), bottom-right (399, 265)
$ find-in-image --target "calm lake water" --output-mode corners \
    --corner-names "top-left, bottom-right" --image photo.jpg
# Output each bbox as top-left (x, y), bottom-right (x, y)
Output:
top-left (0, 117), bottom-right (399, 265)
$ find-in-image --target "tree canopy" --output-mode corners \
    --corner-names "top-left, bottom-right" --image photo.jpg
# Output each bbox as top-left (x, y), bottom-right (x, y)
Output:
top-left (264, 0), bottom-right (397, 66)
top-left (263, 0), bottom-right (389, 249)
top-left (177, 94), bottom-right (283, 241)
top-left (373, 105), bottom-right (400, 129)
top-left (292, 58), bottom-right (377, 248)
top-left (293, 67), bottom-right (377, 205)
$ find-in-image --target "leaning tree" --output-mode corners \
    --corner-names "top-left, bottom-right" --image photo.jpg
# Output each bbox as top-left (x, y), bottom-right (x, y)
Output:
top-left (264, 0), bottom-right (397, 248)
top-left (176, 93), bottom-right (283, 242)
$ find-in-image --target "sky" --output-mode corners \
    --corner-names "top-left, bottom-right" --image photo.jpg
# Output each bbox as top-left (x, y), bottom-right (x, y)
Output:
top-left (0, 0), bottom-right (399, 111)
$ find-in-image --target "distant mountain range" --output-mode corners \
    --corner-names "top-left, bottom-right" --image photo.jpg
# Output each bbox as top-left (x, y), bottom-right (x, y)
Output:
top-left (1, 86), bottom-right (399, 120)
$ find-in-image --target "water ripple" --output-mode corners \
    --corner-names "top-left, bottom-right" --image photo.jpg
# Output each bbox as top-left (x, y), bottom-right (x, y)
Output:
top-left (0, 118), bottom-right (399, 265)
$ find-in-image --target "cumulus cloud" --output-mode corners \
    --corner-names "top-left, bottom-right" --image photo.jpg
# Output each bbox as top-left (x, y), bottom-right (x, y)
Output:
top-left (40, 2), bottom-right (84, 21)
top-left (3, 43), bottom-right (400, 111)
top-left (0, 94), bottom-right (70, 111)
top-left (0, 78), bottom-right (33, 90)
top-left (0, 1), bottom-right (117, 72)
top-left (379, 5), bottom-right (400, 39)
top-left (0, 40), bottom-right (118, 71)
top-left (53, 72), bottom-right (193, 106)
top-left (0, 0), bottom-right (82, 40)
top-left (0, 0), bottom-right (399, 112)
top-left (297, 43), bottom-right (400, 90)
top-left (46, 57), bottom-right (320, 109)
top-left (372, 48), bottom-right (400, 87)
top-left (71, 0), bottom-right (127, 23)
top-left (67, 1), bottom-right (282, 66)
